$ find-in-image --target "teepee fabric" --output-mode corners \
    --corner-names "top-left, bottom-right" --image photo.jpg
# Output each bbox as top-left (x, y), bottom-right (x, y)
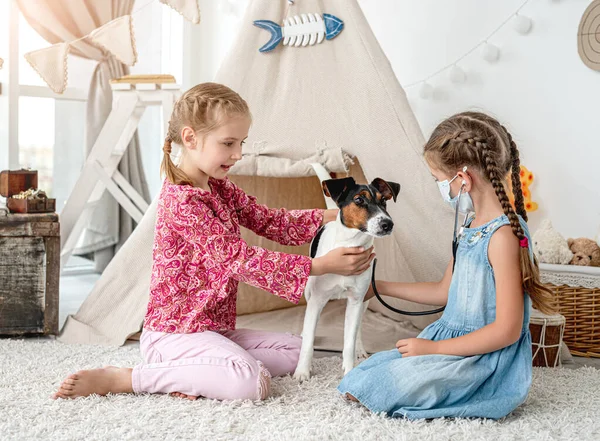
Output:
top-left (59, 196), bottom-right (158, 346)
top-left (217, 0), bottom-right (454, 327)
top-left (59, 0), bottom-right (454, 346)
top-left (233, 141), bottom-right (351, 177)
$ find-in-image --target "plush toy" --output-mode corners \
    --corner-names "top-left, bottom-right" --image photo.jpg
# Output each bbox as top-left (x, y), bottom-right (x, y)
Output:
top-left (508, 165), bottom-right (538, 212)
top-left (567, 238), bottom-right (600, 267)
top-left (532, 219), bottom-right (573, 265)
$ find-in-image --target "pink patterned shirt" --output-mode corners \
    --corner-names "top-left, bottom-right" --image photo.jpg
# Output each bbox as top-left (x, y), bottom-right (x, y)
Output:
top-left (144, 178), bottom-right (323, 334)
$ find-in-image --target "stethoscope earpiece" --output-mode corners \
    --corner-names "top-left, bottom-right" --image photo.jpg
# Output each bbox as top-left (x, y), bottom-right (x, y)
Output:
top-left (460, 166), bottom-right (469, 188)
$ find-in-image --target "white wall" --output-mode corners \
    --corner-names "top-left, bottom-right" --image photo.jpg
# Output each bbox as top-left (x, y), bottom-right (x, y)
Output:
top-left (188, 0), bottom-right (600, 240)
top-left (361, 0), bottom-right (600, 240)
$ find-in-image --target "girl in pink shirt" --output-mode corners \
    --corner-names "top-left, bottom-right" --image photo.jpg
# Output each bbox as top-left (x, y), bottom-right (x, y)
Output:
top-left (53, 83), bottom-right (374, 402)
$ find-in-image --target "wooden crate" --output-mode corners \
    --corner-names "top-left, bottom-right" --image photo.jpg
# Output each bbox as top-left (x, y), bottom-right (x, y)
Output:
top-left (0, 169), bottom-right (56, 214)
top-left (7, 197), bottom-right (56, 213)
top-left (0, 169), bottom-right (38, 195)
top-left (0, 212), bottom-right (60, 335)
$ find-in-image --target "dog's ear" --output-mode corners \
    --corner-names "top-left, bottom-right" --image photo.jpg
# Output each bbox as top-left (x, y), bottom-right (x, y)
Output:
top-left (371, 178), bottom-right (401, 202)
top-left (323, 177), bottom-right (356, 204)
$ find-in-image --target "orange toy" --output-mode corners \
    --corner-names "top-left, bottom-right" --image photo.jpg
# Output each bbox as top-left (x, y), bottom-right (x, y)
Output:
top-left (508, 165), bottom-right (538, 212)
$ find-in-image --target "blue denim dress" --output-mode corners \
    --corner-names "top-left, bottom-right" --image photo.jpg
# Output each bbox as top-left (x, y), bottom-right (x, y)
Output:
top-left (338, 214), bottom-right (533, 420)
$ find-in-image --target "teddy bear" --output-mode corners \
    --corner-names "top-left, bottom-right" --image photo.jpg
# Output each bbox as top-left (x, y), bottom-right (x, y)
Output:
top-left (532, 219), bottom-right (573, 265)
top-left (567, 238), bottom-right (600, 267)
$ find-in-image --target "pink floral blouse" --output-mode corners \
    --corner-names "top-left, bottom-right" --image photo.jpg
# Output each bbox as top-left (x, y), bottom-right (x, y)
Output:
top-left (143, 178), bottom-right (324, 334)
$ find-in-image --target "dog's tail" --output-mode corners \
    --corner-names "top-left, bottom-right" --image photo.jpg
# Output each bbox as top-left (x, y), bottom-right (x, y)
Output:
top-left (310, 163), bottom-right (337, 209)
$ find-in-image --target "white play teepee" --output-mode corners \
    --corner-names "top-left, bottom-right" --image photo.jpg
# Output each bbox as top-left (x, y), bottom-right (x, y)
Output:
top-left (59, 0), bottom-right (454, 349)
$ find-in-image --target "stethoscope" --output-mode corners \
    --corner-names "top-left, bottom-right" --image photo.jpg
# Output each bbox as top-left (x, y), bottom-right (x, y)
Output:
top-left (371, 183), bottom-right (470, 316)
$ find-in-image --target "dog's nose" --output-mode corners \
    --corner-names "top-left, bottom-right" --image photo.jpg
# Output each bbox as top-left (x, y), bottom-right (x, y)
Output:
top-left (381, 219), bottom-right (393, 232)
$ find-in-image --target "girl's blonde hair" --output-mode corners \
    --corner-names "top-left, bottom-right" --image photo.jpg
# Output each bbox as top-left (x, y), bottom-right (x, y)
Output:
top-left (161, 82), bottom-right (252, 186)
top-left (424, 111), bottom-right (555, 315)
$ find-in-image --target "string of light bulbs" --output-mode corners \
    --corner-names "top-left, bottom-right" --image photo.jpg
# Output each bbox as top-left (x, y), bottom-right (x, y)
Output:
top-left (400, 0), bottom-right (535, 99)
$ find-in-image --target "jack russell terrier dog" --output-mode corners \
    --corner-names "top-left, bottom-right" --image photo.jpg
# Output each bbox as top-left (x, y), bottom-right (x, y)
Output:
top-left (293, 175), bottom-right (400, 381)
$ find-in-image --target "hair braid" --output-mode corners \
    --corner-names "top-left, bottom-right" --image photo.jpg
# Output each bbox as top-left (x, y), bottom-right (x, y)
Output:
top-left (477, 137), bottom-right (525, 241)
top-left (479, 135), bottom-right (555, 314)
top-left (161, 137), bottom-right (192, 186)
top-left (501, 126), bottom-right (528, 222)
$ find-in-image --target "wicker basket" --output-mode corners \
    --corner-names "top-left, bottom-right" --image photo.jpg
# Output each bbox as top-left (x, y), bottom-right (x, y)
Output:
top-left (540, 263), bottom-right (600, 358)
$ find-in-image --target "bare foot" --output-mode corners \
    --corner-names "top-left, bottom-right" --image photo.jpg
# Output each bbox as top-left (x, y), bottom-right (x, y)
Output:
top-left (52, 366), bottom-right (133, 399)
top-left (345, 393), bottom-right (359, 402)
top-left (169, 392), bottom-right (198, 401)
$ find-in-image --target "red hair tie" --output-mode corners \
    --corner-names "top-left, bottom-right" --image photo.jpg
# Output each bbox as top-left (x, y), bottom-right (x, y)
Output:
top-left (519, 237), bottom-right (529, 248)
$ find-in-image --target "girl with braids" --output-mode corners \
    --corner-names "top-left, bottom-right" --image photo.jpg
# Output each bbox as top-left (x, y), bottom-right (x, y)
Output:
top-left (338, 111), bottom-right (555, 420)
top-left (53, 83), bottom-right (374, 402)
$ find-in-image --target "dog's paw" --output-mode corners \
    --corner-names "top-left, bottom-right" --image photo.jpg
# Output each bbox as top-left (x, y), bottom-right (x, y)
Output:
top-left (356, 349), bottom-right (368, 360)
top-left (293, 368), bottom-right (311, 382)
top-left (342, 362), bottom-right (355, 376)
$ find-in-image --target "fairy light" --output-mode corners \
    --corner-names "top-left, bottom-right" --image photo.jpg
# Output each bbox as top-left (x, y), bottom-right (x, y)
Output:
top-left (403, 0), bottom-right (536, 94)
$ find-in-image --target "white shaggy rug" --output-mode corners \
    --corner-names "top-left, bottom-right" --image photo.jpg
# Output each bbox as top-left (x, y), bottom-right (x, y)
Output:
top-left (1, 339), bottom-right (600, 441)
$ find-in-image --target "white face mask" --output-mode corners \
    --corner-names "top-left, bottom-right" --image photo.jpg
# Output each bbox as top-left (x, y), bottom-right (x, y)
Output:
top-left (437, 169), bottom-right (474, 214)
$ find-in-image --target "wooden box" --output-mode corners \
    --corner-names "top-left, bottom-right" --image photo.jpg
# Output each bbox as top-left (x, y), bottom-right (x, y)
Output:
top-left (0, 212), bottom-right (60, 335)
top-left (7, 197), bottom-right (56, 213)
top-left (0, 169), bottom-right (56, 213)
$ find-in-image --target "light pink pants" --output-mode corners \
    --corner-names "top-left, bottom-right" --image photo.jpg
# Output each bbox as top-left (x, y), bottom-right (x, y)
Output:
top-left (131, 328), bottom-right (302, 401)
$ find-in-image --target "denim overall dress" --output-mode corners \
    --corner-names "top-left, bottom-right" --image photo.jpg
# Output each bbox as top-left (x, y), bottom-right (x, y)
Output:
top-left (337, 214), bottom-right (533, 420)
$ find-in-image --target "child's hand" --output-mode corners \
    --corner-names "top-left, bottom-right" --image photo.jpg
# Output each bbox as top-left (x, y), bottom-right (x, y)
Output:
top-left (311, 246), bottom-right (375, 276)
top-left (396, 338), bottom-right (438, 357)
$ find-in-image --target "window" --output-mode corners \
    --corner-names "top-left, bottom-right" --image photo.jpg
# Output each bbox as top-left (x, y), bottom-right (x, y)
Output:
top-left (0, 0), bottom-right (184, 272)
top-left (3, 5), bottom-right (92, 211)
top-left (18, 96), bottom-right (55, 193)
